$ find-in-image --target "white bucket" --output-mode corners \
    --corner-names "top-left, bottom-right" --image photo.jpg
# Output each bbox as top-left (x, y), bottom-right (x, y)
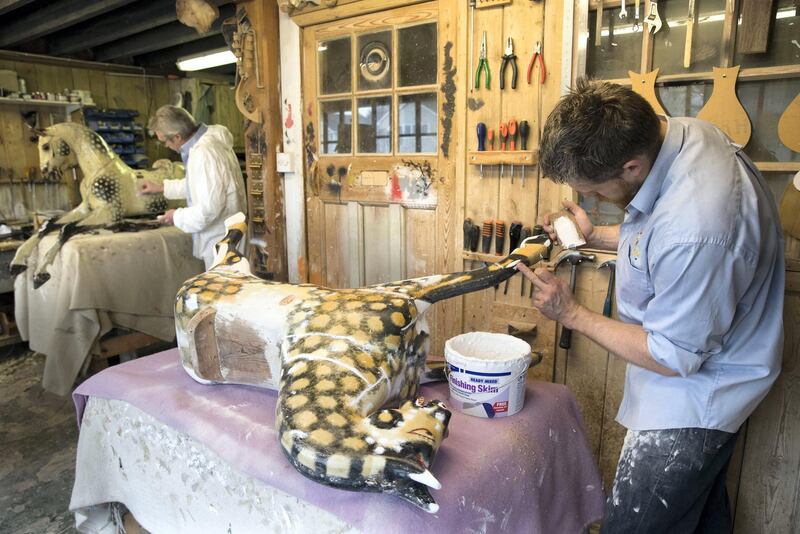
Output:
top-left (444, 332), bottom-right (533, 419)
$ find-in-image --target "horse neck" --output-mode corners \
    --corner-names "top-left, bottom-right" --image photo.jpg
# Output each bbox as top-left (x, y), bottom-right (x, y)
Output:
top-left (65, 129), bottom-right (118, 177)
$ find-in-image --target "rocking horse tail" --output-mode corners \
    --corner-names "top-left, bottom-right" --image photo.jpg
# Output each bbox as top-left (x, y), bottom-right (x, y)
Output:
top-left (210, 212), bottom-right (250, 273)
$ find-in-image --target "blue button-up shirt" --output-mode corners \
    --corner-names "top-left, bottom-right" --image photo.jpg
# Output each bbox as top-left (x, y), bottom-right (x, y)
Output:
top-left (615, 117), bottom-right (784, 433)
top-left (179, 123), bottom-right (208, 207)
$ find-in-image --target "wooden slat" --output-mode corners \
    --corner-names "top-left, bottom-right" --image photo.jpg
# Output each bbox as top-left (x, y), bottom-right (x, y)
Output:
top-left (362, 204), bottom-right (391, 284)
top-left (323, 202), bottom-right (350, 288)
top-left (737, 0), bottom-right (774, 54)
top-left (292, 0), bottom-right (429, 27)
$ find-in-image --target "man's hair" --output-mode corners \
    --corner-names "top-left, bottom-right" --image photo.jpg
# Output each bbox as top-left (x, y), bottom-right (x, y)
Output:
top-left (539, 78), bottom-right (661, 184)
top-left (148, 105), bottom-right (198, 139)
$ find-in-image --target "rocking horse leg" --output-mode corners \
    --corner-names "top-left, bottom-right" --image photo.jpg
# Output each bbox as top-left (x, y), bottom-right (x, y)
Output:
top-left (32, 222), bottom-right (92, 288)
top-left (9, 218), bottom-right (64, 275)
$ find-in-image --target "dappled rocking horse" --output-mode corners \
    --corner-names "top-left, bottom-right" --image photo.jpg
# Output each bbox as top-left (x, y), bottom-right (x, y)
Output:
top-left (10, 122), bottom-right (183, 287)
top-left (176, 213), bottom-right (552, 512)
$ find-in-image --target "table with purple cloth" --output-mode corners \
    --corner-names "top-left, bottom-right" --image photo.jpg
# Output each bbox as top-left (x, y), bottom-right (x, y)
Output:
top-left (70, 348), bottom-right (604, 533)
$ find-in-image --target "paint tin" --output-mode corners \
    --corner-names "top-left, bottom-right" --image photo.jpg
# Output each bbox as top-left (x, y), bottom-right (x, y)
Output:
top-left (444, 332), bottom-right (534, 419)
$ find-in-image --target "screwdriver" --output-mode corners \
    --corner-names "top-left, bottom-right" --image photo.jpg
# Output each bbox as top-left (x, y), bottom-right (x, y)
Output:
top-left (508, 119), bottom-right (518, 182)
top-left (499, 122), bottom-right (508, 178)
top-left (481, 219), bottom-right (494, 255)
top-left (476, 122), bottom-right (487, 178)
top-left (519, 226), bottom-right (531, 296)
top-left (494, 220), bottom-right (506, 292)
top-left (463, 218), bottom-right (480, 269)
top-left (519, 120), bottom-right (530, 187)
top-left (503, 221), bottom-right (523, 295)
top-left (487, 128), bottom-right (495, 150)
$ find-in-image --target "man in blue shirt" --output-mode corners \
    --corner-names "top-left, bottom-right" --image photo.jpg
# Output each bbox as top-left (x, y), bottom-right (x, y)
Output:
top-left (517, 79), bottom-right (784, 532)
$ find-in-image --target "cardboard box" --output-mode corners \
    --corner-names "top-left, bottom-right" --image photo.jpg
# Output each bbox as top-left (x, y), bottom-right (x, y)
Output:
top-left (0, 70), bottom-right (19, 92)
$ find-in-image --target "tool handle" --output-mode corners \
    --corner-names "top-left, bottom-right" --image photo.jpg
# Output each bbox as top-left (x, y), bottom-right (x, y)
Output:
top-left (510, 59), bottom-right (518, 89)
top-left (602, 269), bottom-right (616, 317)
top-left (508, 221), bottom-right (523, 251)
top-left (477, 122), bottom-right (487, 151)
top-left (494, 220), bottom-right (506, 255)
top-left (487, 128), bottom-right (495, 150)
top-left (519, 121), bottom-right (529, 150)
top-left (469, 224), bottom-right (480, 252)
top-left (463, 218), bottom-right (474, 251)
top-left (481, 219), bottom-right (493, 254)
top-left (559, 327), bottom-right (573, 349)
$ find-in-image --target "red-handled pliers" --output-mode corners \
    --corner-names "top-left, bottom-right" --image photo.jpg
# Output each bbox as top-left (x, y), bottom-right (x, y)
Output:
top-left (527, 41), bottom-right (546, 85)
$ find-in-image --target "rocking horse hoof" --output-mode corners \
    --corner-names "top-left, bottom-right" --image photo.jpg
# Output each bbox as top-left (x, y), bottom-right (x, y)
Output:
top-left (33, 273), bottom-right (51, 289)
top-left (9, 264), bottom-right (27, 276)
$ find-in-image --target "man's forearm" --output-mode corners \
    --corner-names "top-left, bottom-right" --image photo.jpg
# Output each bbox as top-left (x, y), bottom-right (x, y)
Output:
top-left (588, 224), bottom-right (621, 251)
top-left (562, 306), bottom-right (677, 376)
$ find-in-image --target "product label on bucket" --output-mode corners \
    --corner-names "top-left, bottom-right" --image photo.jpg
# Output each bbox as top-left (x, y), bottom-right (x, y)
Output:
top-left (447, 365), bottom-right (526, 419)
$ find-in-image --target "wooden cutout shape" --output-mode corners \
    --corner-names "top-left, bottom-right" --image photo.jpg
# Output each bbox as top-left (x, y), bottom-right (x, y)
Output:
top-left (778, 92), bottom-right (800, 153)
top-left (628, 69), bottom-right (669, 117)
top-left (697, 66), bottom-right (752, 147)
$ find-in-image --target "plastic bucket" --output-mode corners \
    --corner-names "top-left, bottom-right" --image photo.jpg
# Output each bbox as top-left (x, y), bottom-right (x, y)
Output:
top-left (444, 332), bottom-right (535, 419)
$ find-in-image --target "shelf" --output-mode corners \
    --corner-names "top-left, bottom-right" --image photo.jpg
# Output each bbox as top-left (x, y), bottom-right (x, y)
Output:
top-left (468, 150), bottom-right (538, 166)
top-left (0, 96), bottom-right (81, 113)
top-left (755, 162), bottom-right (800, 173)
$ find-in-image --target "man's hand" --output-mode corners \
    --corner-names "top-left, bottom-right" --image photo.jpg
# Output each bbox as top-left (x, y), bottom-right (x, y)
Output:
top-left (516, 263), bottom-right (580, 326)
top-left (138, 180), bottom-right (164, 195)
top-left (157, 209), bottom-right (176, 225)
top-left (543, 199), bottom-right (595, 247)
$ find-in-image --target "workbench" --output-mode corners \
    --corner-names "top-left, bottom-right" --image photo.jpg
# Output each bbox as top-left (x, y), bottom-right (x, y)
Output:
top-left (14, 226), bottom-right (204, 395)
top-left (69, 348), bottom-right (605, 533)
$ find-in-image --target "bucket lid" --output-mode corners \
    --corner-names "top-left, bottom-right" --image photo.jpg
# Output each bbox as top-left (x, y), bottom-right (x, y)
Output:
top-left (445, 332), bottom-right (531, 365)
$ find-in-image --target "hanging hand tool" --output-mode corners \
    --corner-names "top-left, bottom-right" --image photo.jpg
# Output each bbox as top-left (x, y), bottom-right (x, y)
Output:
top-left (499, 122), bottom-right (508, 178)
top-left (463, 218), bottom-right (475, 252)
top-left (526, 41), bottom-right (546, 85)
top-left (481, 219), bottom-right (494, 254)
top-left (475, 31), bottom-right (491, 90)
top-left (619, 0), bottom-right (628, 19)
top-left (633, 0), bottom-right (641, 31)
top-left (645, 1), bottom-right (662, 34)
top-left (463, 218), bottom-right (480, 268)
top-left (529, 225), bottom-right (549, 298)
top-left (518, 226), bottom-right (532, 296)
top-left (684, 0), bottom-right (696, 68)
top-left (503, 221), bottom-right (523, 295)
top-left (476, 122), bottom-right (487, 178)
top-left (595, 0), bottom-right (604, 46)
top-left (508, 119), bottom-right (518, 183)
top-left (495, 220), bottom-right (506, 255)
top-left (469, 1), bottom-right (476, 91)
top-left (499, 37), bottom-right (518, 90)
top-left (519, 120), bottom-right (530, 186)
top-left (553, 250), bottom-right (596, 350)
top-left (488, 127), bottom-right (495, 150)
top-left (597, 259), bottom-right (617, 317)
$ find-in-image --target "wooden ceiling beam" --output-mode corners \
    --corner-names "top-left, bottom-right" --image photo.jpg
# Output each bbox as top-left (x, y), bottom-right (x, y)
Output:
top-left (0, 0), bottom-right (36, 17)
top-left (135, 34), bottom-right (229, 68)
top-left (93, 3), bottom-right (235, 62)
top-left (0, 0), bottom-right (137, 47)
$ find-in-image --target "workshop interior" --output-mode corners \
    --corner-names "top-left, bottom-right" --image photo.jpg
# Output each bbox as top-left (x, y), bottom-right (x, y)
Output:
top-left (0, 0), bottom-right (798, 532)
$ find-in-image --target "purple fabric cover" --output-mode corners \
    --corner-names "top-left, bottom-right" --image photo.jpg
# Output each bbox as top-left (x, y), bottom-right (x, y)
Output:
top-left (73, 349), bottom-right (604, 533)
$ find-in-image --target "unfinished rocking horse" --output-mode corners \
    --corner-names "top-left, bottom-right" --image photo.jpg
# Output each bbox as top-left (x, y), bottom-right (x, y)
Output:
top-left (10, 122), bottom-right (183, 287)
top-left (175, 213), bottom-right (551, 512)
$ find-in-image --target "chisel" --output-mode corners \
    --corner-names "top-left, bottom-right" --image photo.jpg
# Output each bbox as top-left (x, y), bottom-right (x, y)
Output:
top-left (518, 226), bottom-right (531, 296)
top-left (503, 221), bottom-right (522, 295)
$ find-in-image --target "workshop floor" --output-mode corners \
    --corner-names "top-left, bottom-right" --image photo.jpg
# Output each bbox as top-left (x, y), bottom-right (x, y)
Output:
top-left (0, 344), bottom-right (79, 534)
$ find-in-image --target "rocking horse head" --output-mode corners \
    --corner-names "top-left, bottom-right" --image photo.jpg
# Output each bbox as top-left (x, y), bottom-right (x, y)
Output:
top-left (35, 127), bottom-right (80, 181)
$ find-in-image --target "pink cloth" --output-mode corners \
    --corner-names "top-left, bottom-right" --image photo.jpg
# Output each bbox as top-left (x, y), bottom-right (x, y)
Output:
top-left (73, 349), bottom-right (604, 533)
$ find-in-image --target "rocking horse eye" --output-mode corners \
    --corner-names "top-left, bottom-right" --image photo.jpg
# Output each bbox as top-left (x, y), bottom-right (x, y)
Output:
top-left (42, 144), bottom-right (50, 150)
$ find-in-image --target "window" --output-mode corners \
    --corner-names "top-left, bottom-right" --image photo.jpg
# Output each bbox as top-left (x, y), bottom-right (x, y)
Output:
top-left (317, 21), bottom-right (438, 156)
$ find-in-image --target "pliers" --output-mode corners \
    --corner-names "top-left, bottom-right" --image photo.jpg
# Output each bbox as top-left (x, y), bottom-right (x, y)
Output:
top-left (500, 37), bottom-right (517, 90)
top-left (526, 41), bottom-right (546, 84)
top-left (474, 31), bottom-right (490, 90)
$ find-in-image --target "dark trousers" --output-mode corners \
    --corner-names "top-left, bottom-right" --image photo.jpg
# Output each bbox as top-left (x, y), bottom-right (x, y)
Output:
top-left (601, 428), bottom-right (738, 534)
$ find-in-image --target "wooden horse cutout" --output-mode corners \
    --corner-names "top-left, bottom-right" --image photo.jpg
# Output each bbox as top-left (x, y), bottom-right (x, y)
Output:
top-left (11, 122), bottom-right (183, 287)
top-left (697, 66), bottom-right (752, 147)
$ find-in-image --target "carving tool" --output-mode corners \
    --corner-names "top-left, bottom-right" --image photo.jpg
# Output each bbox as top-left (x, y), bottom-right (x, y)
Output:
top-left (495, 220), bottom-right (506, 255)
top-left (499, 122), bottom-right (508, 178)
top-left (595, 0), bottom-right (604, 46)
top-left (481, 219), bottom-right (494, 254)
top-left (500, 37), bottom-right (518, 90)
top-left (487, 127), bottom-right (495, 150)
top-left (526, 41), bottom-right (546, 85)
top-left (518, 226), bottom-right (532, 296)
top-left (684, 0), bottom-right (696, 68)
top-left (476, 122), bottom-right (487, 178)
top-left (508, 119), bottom-right (517, 182)
top-left (519, 120), bottom-right (529, 186)
top-left (463, 218), bottom-right (480, 268)
top-left (474, 31), bottom-right (490, 90)
top-left (503, 221), bottom-right (523, 294)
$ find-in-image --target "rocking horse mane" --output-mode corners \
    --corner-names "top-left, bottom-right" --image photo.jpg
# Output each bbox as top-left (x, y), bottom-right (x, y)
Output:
top-left (44, 122), bottom-right (117, 161)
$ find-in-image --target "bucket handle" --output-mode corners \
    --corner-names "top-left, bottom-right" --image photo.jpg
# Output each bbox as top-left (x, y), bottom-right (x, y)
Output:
top-left (443, 350), bottom-right (544, 382)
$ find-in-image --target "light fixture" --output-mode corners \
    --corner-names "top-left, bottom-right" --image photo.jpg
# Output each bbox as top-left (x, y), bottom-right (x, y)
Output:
top-left (176, 48), bottom-right (237, 71)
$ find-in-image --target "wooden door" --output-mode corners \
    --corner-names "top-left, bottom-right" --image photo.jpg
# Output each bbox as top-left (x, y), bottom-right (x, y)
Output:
top-left (301, 4), bottom-right (443, 314)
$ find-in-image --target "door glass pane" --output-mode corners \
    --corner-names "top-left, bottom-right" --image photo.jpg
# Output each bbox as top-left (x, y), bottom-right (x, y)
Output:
top-left (319, 37), bottom-right (352, 95)
top-left (735, 0), bottom-right (800, 68)
top-left (587, 7), bottom-right (642, 79)
top-left (358, 31), bottom-right (392, 91)
top-left (357, 96), bottom-right (392, 153)
top-left (398, 92), bottom-right (437, 153)
top-left (398, 23), bottom-right (437, 86)
top-left (652, 0), bottom-right (726, 75)
top-left (320, 99), bottom-right (352, 154)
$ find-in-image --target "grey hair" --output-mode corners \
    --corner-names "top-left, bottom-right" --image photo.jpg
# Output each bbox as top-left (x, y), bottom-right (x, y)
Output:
top-left (539, 78), bottom-right (661, 185)
top-left (148, 105), bottom-right (198, 139)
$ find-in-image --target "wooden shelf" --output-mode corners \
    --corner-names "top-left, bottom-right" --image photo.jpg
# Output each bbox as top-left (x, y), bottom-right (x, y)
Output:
top-left (468, 150), bottom-right (538, 166)
top-left (0, 96), bottom-right (81, 114)
top-left (755, 162), bottom-right (800, 173)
